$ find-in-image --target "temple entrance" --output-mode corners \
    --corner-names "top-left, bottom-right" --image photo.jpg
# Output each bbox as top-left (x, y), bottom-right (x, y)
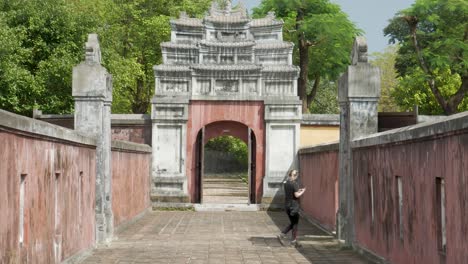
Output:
top-left (195, 121), bottom-right (256, 204)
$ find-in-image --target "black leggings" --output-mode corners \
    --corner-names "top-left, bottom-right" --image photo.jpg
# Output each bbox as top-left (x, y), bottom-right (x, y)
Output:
top-left (282, 208), bottom-right (299, 240)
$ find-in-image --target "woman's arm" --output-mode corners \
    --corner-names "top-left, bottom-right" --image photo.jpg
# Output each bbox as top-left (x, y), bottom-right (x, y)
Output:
top-left (294, 188), bottom-right (306, 198)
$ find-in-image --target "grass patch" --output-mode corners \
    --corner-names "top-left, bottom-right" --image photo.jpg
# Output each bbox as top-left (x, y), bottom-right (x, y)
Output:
top-left (153, 206), bottom-right (195, 211)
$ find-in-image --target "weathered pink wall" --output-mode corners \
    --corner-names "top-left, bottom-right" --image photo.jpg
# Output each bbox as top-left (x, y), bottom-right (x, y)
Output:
top-left (299, 149), bottom-right (339, 232)
top-left (204, 121), bottom-right (248, 144)
top-left (112, 149), bottom-right (151, 227)
top-left (353, 130), bottom-right (468, 264)
top-left (187, 101), bottom-right (265, 202)
top-left (111, 126), bottom-right (151, 145)
top-left (0, 130), bottom-right (96, 264)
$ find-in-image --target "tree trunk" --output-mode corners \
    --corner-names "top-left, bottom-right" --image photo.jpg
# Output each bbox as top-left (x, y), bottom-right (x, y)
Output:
top-left (296, 9), bottom-right (310, 113)
top-left (306, 74), bottom-right (321, 109)
top-left (131, 78), bottom-right (149, 113)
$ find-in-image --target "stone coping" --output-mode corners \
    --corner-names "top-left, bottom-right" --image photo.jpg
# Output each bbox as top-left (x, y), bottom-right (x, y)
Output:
top-left (161, 42), bottom-right (197, 49)
top-left (417, 115), bottom-right (448, 123)
top-left (111, 114), bottom-right (151, 125)
top-left (353, 111), bottom-right (468, 148)
top-left (262, 65), bottom-right (299, 73)
top-left (0, 109), bottom-right (96, 146)
top-left (199, 40), bottom-right (255, 47)
top-left (302, 114), bottom-right (340, 126)
top-left (299, 141), bottom-right (339, 154)
top-left (153, 65), bottom-right (191, 72)
top-left (111, 139), bottom-right (152, 153)
top-left (204, 16), bottom-right (250, 24)
top-left (192, 64), bottom-right (262, 71)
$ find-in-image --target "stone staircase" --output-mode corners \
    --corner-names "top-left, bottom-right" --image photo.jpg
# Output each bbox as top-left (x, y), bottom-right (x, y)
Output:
top-left (195, 174), bottom-right (259, 211)
top-left (202, 174), bottom-right (249, 204)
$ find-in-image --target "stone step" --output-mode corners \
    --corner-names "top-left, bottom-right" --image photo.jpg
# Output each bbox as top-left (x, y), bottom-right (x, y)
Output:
top-left (203, 179), bottom-right (245, 183)
top-left (195, 203), bottom-right (259, 211)
top-left (202, 196), bottom-right (249, 204)
top-left (204, 189), bottom-right (248, 194)
top-left (203, 184), bottom-right (247, 189)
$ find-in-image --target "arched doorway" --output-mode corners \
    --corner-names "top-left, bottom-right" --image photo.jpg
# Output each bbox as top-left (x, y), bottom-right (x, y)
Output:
top-left (194, 121), bottom-right (256, 204)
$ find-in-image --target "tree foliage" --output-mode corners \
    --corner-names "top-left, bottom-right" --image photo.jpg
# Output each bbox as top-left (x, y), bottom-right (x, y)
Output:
top-left (0, 0), bottom-right (211, 115)
top-left (0, 0), bottom-right (99, 115)
top-left (253, 0), bottom-right (361, 113)
top-left (370, 45), bottom-right (401, 112)
top-left (308, 80), bottom-right (339, 114)
top-left (99, 0), bottom-right (211, 113)
top-left (384, 0), bottom-right (468, 114)
top-left (205, 136), bottom-right (248, 168)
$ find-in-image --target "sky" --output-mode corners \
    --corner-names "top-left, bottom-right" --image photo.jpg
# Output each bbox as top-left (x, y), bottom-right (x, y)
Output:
top-left (233, 0), bottom-right (415, 54)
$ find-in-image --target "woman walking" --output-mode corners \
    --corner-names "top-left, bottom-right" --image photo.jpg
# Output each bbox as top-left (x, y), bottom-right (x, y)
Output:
top-left (278, 169), bottom-right (306, 245)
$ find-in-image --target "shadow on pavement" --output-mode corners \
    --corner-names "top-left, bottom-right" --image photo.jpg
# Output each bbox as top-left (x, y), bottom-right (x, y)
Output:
top-left (264, 201), bottom-right (375, 263)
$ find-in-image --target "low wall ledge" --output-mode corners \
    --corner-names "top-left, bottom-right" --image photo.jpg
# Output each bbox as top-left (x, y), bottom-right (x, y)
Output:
top-left (302, 114), bottom-right (339, 126)
top-left (0, 109), bottom-right (96, 146)
top-left (353, 111), bottom-right (468, 148)
top-left (111, 140), bottom-right (152, 153)
top-left (299, 141), bottom-right (339, 154)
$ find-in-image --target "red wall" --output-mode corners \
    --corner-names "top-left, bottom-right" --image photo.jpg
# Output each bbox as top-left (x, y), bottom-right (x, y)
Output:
top-left (299, 150), bottom-right (339, 232)
top-left (204, 121), bottom-right (249, 144)
top-left (112, 150), bottom-right (151, 227)
top-left (111, 125), bottom-right (152, 145)
top-left (299, 128), bottom-right (468, 264)
top-left (353, 131), bottom-right (468, 264)
top-left (0, 130), bottom-right (96, 264)
top-left (187, 101), bottom-right (265, 202)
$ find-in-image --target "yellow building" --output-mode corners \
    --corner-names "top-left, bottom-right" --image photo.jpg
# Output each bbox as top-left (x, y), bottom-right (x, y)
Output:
top-left (300, 114), bottom-right (339, 147)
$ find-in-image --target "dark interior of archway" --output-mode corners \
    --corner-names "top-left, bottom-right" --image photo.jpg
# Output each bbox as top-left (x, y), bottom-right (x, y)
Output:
top-left (202, 136), bottom-right (249, 204)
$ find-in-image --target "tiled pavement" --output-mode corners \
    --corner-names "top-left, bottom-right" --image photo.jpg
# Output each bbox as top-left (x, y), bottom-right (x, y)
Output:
top-left (80, 211), bottom-right (374, 264)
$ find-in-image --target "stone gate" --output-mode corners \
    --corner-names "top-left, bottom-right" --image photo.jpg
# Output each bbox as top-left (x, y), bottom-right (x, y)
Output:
top-left (151, 2), bottom-right (302, 205)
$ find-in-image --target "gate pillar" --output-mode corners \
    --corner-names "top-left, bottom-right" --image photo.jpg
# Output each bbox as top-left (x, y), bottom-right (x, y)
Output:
top-left (151, 96), bottom-right (190, 203)
top-left (262, 99), bottom-right (302, 207)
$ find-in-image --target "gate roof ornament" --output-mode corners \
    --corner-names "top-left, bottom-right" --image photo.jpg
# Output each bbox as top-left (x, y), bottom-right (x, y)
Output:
top-left (85, 34), bottom-right (102, 64)
top-left (351, 36), bottom-right (367, 65)
top-left (154, 3), bottom-right (300, 101)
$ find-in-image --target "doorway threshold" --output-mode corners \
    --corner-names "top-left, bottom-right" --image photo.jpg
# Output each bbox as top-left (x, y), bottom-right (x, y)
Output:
top-left (194, 203), bottom-right (260, 212)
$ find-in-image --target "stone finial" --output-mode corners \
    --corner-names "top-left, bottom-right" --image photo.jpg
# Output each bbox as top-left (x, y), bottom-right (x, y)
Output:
top-left (179, 11), bottom-right (188, 19)
top-left (351, 36), bottom-right (368, 65)
top-left (238, 2), bottom-right (248, 17)
top-left (85, 34), bottom-right (102, 64)
top-left (225, 0), bottom-right (232, 15)
top-left (267, 11), bottom-right (276, 19)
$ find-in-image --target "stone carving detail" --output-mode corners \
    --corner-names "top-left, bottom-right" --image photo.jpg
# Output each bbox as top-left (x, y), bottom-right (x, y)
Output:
top-left (85, 34), bottom-right (101, 64)
top-left (215, 80), bottom-right (238, 93)
top-left (154, 0), bottom-right (300, 98)
top-left (244, 80), bottom-right (257, 93)
top-left (162, 80), bottom-right (188, 92)
top-left (351, 36), bottom-right (368, 65)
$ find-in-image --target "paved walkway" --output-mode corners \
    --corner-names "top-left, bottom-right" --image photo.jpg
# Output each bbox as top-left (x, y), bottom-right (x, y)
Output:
top-left (80, 211), bottom-right (374, 264)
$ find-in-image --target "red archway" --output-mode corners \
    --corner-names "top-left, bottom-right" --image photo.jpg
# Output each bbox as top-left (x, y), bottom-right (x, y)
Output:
top-left (187, 101), bottom-right (265, 203)
top-left (194, 121), bottom-right (257, 204)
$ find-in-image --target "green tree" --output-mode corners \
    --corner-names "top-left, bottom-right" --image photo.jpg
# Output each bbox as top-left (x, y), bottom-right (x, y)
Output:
top-left (205, 136), bottom-right (248, 167)
top-left (308, 80), bottom-right (339, 114)
top-left (384, 0), bottom-right (468, 114)
top-left (0, 0), bottom-right (100, 115)
top-left (253, 0), bottom-right (361, 113)
top-left (0, 0), bottom-right (212, 115)
top-left (99, 0), bottom-right (212, 113)
top-left (370, 45), bottom-right (400, 112)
